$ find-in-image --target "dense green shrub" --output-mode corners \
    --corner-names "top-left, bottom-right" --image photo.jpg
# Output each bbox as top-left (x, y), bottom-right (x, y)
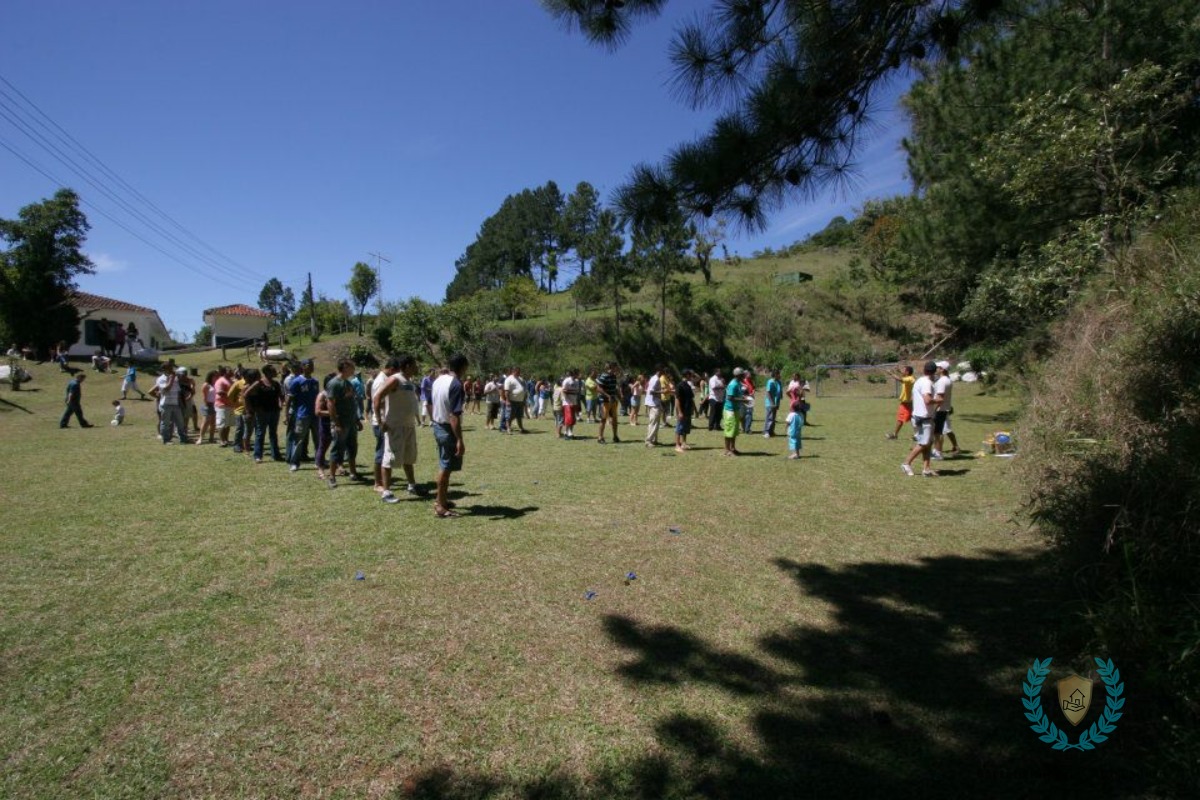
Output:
top-left (1020, 194), bottom-right (1200, 788)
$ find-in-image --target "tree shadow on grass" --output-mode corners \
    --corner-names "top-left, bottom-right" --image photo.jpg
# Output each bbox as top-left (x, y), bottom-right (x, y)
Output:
top-left (398, 549), bottom-right (1150, 798)
top-left (0, 396), bottom-right (34, 413)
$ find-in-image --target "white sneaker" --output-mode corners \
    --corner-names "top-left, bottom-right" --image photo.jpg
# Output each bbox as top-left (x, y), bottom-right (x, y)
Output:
top-left (900, 463), bottom-right (914, 476)
top-left (931, 451), bottom-right (944, 460)
top-left (381, 491), bottom-right (400, 504)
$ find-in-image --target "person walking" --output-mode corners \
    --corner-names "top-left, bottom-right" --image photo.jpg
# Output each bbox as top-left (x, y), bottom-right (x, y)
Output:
top-left (121, 364), bottom-right (146, 400)
top-left (431, 355), bottom-right (468, 518)
top-left (59, 373), bottom-right (92, 428)
top-left (674, 369), bottom-right (696, 452)
top-left (902, 361), bottom-right (940, 477)
top-left (932, 361), bottom-right (960, 458)
top-left (887, 365), bottom-right (916, 440)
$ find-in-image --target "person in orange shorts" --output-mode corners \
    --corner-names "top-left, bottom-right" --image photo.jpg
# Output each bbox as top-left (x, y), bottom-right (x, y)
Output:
top-left (887, 365), bottom-right (916, 439)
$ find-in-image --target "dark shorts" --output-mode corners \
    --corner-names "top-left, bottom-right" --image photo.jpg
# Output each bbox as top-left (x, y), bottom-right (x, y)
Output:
top-left (933, 410), bottom-right (949, 435)
top-left (510, 401), bottom-right (525, 421)
top-left (373, 424), bottom-right (385, 465)
top-left (433, 422), bottom-right (462, 472)
top-left (675, 417), bottom-right (692, 436)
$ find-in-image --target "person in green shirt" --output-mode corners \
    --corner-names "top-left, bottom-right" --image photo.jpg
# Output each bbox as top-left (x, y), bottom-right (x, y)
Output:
top-left (722, 367), bottom-right (745, 456)
top-left (324, 359), bottom-right (363, 488)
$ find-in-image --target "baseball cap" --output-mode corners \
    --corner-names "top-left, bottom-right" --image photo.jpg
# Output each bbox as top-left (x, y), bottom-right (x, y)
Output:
top-left (936, 360), bottom-right (950, 370)
top-left (301, 358), bottom-right (314, 366)
top-left (733, 367), bottom-right (744, 377)
top-left (175, 367), bottom-right (188, 375)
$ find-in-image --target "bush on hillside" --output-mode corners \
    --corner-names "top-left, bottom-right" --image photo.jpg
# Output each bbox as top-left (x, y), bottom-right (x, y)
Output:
top-left (1019, 193), bottom-right (1200, 788)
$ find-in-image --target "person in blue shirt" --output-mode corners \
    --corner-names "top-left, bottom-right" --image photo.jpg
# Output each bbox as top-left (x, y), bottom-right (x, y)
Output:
top-left (121, 364), bottom-right (146, 400)
top-left (60, 373), bottom-right (93, 428)
top-left (286, 359), bottom-right (320, 471)
top-left (763, 369), bottom-right (783, 438)
top-left (787, 399), bottom-right (805, 459)
top-left (721, 367), bottom-right (744, 456)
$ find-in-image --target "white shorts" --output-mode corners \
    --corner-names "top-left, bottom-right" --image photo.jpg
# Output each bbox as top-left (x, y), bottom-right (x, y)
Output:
top-left (382, 426), bottom-right (417, 467)
top-left (914, 418), bottom-right (933, 447)
top-left (215, 407), bottom-right (230, 429)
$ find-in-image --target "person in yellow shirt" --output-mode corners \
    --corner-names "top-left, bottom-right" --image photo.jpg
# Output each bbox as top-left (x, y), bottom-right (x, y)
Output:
top-left (227, 369), bottom-right (248, 453)
top-left (887, 365), bottom-right (916, 439)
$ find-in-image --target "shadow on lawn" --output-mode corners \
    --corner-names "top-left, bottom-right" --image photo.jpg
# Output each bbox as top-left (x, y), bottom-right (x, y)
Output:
top-left (399, 550), bottom-right (1146, 799)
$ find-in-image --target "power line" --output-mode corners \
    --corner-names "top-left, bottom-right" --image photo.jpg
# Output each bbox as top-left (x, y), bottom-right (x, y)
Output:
top-left (0, 100), bottom-right (263, 289)
top-left (0, 71), bottom-right (273, 285)
top-left (0, 135), bottom-right (259, 295)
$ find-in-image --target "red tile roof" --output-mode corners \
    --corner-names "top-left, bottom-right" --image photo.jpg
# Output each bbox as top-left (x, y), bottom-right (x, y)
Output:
top-left (204, 304), bottom-right (273, 318)
top-left (70, 291), bottom-right (158, 314)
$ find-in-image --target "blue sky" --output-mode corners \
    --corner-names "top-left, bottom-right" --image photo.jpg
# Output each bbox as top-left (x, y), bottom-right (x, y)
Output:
top-left (1, 0), bottom-right (912, 339)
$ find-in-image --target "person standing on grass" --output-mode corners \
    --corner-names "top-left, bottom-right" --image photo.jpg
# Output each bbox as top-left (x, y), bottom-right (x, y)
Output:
top-left (708, 369), bottom-right (726, 431)
top-left (740, 369), bottom-right (756, 434)
top-left (419, 369), bottom-right (435, 427)
top-left (374, 354), bottom-right (423, 503)
top-left (660, 371), bottom-right (674, 424)
top-left (722, 367), bottom-right (746, 456)
top-left (674, 369), bottom-right (697, 452)
top-left (502, 365), bottom-right (528, 434)
top-left (121, 364), bottom-right (146, 400)
top-left (324, 360), bottom-right (364, 488)
top-left (227, 368), bottom-right (248, 453)
top-left (213, 367), bottom-right (232, 447)
top-left (552, 378), bottom-right (565, 438)
top-left (245, 364), bottom-right (285, 463)
top-left (287, 359), bottom-right (319, 470)
top-left (644, 365), bottom-right (664, 447)
top-left (887, 365), bottom-right (916, 440)
top-left (763, 369), bottom-right (783, 438)
top-left (365, 363), bottom-right (390, 493)
top-left (583, 369), bottom-right (599, 423)
top-left (786, 399), bottom-right (805, 459)
top-left (629, 374), bottom-right (643, 426)
top-left (314, 373), bottom-right (335, 481)
top-left (902, 361), bottom-right (939, 477)
top-left (932, 361), bottom-right (960, 459)
top-left (596, 361), bottom-right (621, 444)
top-left (59, 373), bottom-right (92, 428)
top-left (154, 367), bottom-right (192, 444)
top-left (431, 354), bottom-right (467, 518)
top-left (199, 370), bottom-right (218, 444)
top-left (561, 368), bottom-right (580, 439)
top-left (484, 374), bottom-right (501, 430)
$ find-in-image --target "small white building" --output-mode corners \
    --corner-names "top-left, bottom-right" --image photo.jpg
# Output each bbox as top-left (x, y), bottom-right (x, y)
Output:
top-left (203, 304), bottom-right (273, 347)
top-left (67, 292), bottom-right (171, 357)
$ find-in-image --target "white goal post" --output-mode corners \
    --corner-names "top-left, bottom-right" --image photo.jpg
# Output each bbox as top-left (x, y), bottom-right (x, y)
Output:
top-left (812, 363), bottom-right (902, 398)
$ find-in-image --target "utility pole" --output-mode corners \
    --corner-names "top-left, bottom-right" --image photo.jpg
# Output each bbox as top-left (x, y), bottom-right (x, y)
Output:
top-left (368, 251), bottom-right (391, 312)
top-left (307, 272), bottom-right (318, 342)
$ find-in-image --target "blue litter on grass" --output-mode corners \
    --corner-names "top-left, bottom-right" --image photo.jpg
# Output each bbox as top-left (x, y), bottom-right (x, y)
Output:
top-left (584, 590), bottom-right (597, 601)
top-left (625, 571), bottom-right (638, 581)
top-left (354, 571), bottom-right (365, 581)
top-left (669, 527), bottom-right (682, 535)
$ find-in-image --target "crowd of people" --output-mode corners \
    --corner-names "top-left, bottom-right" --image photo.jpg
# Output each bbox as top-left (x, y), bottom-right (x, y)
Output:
top-left (60, 352), bottom-right (822, 515)
top-left (892, 360), bottom-right (961, 477)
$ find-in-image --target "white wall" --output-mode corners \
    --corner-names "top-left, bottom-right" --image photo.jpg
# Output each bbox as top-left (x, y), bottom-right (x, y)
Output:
top-left (68, 309), bottom-right (170, 357)
top-left (205, 314), bottom-right (269, 347)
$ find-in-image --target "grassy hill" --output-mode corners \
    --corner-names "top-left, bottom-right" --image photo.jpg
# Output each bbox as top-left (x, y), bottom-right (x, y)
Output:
top-left (487, 245), bottom-right (942, 377)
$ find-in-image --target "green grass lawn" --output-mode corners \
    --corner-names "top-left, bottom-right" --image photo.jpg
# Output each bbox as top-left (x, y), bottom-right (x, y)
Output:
top-left (0, 360), bottom-right (1137, 797)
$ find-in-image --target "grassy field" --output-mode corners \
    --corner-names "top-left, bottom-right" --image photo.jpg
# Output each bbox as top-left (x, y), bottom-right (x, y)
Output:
top-left (1, 358), bottom-right (1140, 797)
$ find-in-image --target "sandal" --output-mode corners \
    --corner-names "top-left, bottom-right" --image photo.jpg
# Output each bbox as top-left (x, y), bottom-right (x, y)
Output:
top-left (434, 505), bottom-right (460, 518)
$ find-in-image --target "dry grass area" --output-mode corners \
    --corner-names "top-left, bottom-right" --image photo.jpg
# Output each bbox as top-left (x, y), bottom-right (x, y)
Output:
top-left (1, 358), bottom-right (1138, 797)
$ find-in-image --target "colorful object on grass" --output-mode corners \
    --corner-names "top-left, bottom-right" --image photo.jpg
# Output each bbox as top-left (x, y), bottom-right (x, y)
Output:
top-left (583, 590), bottom-right (597, 601)
top-left (354, 571), bottom-right (365, 581)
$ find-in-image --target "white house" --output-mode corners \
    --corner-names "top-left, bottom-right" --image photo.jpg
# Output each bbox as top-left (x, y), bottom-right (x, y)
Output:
top-left (67, 292), bottom-right (171, 357)
top-left (203, 304), bottom-right (272, 347)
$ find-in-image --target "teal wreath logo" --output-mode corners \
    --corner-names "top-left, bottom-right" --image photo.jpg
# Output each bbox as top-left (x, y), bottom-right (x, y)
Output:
top-left (1022, 657), bottom-right (1125, 750)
